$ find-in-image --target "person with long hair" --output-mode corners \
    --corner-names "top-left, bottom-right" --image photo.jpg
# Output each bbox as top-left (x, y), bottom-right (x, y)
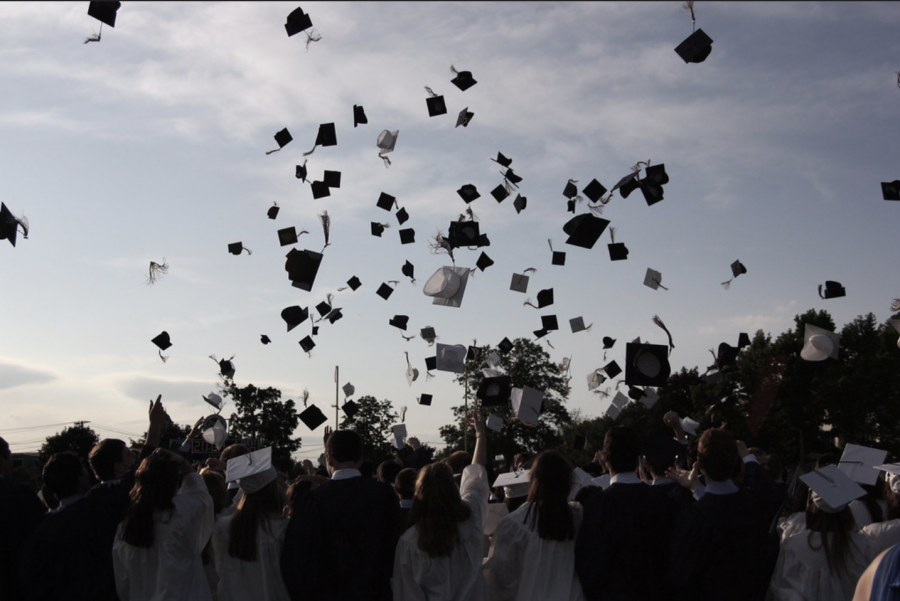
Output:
top-left (112, 448), bottom-right (214, 601)
top-left (483, 449), bottom-right (585, 601)
top-left (212, 447), bottom-right (290, 601)
top-left (863, 470), bottom-right (900, 556)
top-left (392, 410), bottom-right (490, 601)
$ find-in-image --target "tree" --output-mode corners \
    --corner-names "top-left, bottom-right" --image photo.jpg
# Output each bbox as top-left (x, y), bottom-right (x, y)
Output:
top-left (38, 424), bottom-right (100, 468)
top-left (339, 395), bottom-right (399, 466)
top-left (438, 338), bottom-right (573, 464)
top-left (219, 379), bottom-right (302, 468)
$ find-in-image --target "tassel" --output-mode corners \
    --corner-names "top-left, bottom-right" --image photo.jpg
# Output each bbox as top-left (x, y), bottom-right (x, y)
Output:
top-left (400, 406), bottom-right (407, 423)
top-left (146, 259), bottom-right (169, 285)
top-left (652, 315), bottom-right (675, 353)
top-left (401, 334), bottom-right (415, 342)
top-left (426, 371), bottom-right (435, 381)
top-left (546, 340), bottom-right (555, 349)
top-left (379, 153), bottom-right (391, 167)
top-left (319, 211), bottom-right (331, 250)
top-left (305, 29), bottom-right (322, 52)
top-left (302, 146), bottom-right (317, 157)
top-left (683, 1), bottom-right (696, 31)
top-left (265, 148), bottom-right (282, 155)
top-left (891, 296), bottom-right (900, 311)
top-left (424, 86), bottom-right (438, 97)
top-left (388, 280), bottom-right (400, 286)
top-left (709, 348), bottom-right (719, 369)
top-left (450, 65), bottom-right (460, 75)
top-left (523, 299), bottom-right (537, 309)
top-left (158, 349), bottom-right (168, 363)
top-left (404, 351), bottom-right (411, 367)
top-left (588, 204), bottom-right (604, 216)
top-left (722, 278), bottom-right (733, 290)
top-left (84, 22), bottom-right (102, 44)
top-left (302, 389), bottom-right (310, 408)
top-left (429, 232), bottom-right (455, 263)
top-left (548, 239), bottom-right (554, 253)
top-left (609, 227), bottom-right (617, 244)
top-left (523, 267), bottom-right (537, 274)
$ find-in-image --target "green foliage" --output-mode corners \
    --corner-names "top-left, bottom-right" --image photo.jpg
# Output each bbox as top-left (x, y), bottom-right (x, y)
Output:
top-left (339, 395), bottom-right (399, 466)
top-left (219, 379), bottom-right (302, 468)
top-left (38, 424), bottom-right (99, 467)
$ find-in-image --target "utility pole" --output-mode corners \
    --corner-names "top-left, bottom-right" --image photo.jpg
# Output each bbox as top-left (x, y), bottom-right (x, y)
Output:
top-left (74, 421), bottom-right (91, 428)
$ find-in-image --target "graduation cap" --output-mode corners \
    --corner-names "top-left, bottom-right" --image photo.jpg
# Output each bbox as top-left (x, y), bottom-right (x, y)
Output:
top-left (513, 194), bottom-right (527, 214)
top-left (504, 169), bottom-right (523, 186)
top-left (424, 356), bottom-right (437, 372)
top-left (285, 6), bottom-right (313, 36)
top-left (296, 162), bottom-right (308, 182)
top-left (399, 228), bottom-right (415, 244)
top-left (640, 387), bottom-right (660, 409)
top-left (819, 281), bottom-right (846, 299)
top-left (226, 446), bottom-right (278, 493)
top-left (419, 326), bottom-right (437, 345)
top-left (88, 1), bottom-right (120, 28)
top-left (612, 171), bottom-right (641, 199)
top-left (353, 104), bottom-right (368, 128)
top-left (402, 260), bottom-right (415, 282)
top-left (583, 179), bottom-right (608, 203)
top-left (377, 130), bottom-right (398, 165)
top-left (526, 288), bottom-right (554, 309)
top-left (218, 358), bottom-right (236, 379)
top-left (267, 204), bottom-right (280, 220)
top-left (498, 337), bottom-right (514, 354)
top-left (882, 180), bottom-right (900, 201)
top-left (800, 465), bottom-right (866, 513)
top-left (151, 331), bottom-right (171, 351)
top-left (299, 405), bottom-right (328, 430)
top-left (456, 108), bottom-right (474, 128)
top-left (201, 414), bottom-right (228, 449)
top-left (450, 66), bottom-right (477, 91)
top-left (299, 336), bottom-right (316, 353)
top-left (396, 207), bottom-right (410, 225)
top-left (281, 305), bottom-right (309, 332)
top-left (800, 323), bottom-right (840, 361)
top-left (477, 376), bottom-right (511, 407)
top-left (492, 152), bottom-right (513, 168)
top-left (570, 317), bottom-right (590, 333)
top-left (423, 266), bottom-right (471, 308)
top-left (486, 415), bottom-right (505, 433)
top-left (322, 170), bottom-right (341, 189)
top-left (284, 248), bottom-right (323, 291)
top-left (376, 282), bottom-right (394, 300)
top-left (371, 222), bottom-right (387, 237)
top-left (418, 393), bottom-right (433, 406)
top-left (675, 28), bottom-right (713, 64)
top-left (202, 392), bottom-right (224, 412)
top-left (491, 185), bottom-right (510, 203)
top-left (510, 271), bottom-right (531, 293)
top-left (390, 315), bottom-right (409, 330)
top-left (738, 332), bottom-right (751, 349)
top-left (476, 252), bottom-right (494, 272)
top-left (448, 221), bottom-right (480, 248)
top-left (608, 243), bottom-right (629, 261)
top-left (343, 276), bottom-right (361, 291)
top-left (511, 386), bottom-right (543, 425)
top-left (260, 335), bottom-right (271, 345)
top-left (603, 336), bottom-right (616, 349)
top-left (266, 128), bottom-right (293, 155)
top-left (341, 400), bottom-right (359, 419)
top-left (839, 443), bottom-right (888, 486)
top-left (639, 164), bottom-right (669, 206)
top-left (311, 180), bottom-right (331, 199)
top-left (0, 203), bottom-right (27, 247)
top-left (551, 251), bottom-right (566, 266)
top-left (303, 123), bottom-right (336, 156)
top-left (625, 342), bottom-right (671, 387)
top-left (315, 300), bottom-right (332, 318)
top-left (643, 268), bottom-right (667, 290)
top-left (563, 214), bottom-right (610, 249)
top-left (722, 260), bottom-right (747, 289)
top-left (228, 242), bottom-right (250, 256)
top-left (541, 315), bottom-right (559, 331)
top-left (435, 343), bottom-right (467, 373)
top-left (717, 342), bottom-right (739, 371)
top-left (425, 91), bottom-right (447, 117)
top-left (457, 184), bottom-right (481, 204)
top-left (562, 181), bottom-right (578, 199)
top-left (377, 192), bottom-right (396, 211)
top-left (278, 226), bottom-right (299, 247)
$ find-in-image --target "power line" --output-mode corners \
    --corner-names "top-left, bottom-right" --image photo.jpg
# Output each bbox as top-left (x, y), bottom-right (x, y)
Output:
top-left (0, 422), bottom-right (79, 434)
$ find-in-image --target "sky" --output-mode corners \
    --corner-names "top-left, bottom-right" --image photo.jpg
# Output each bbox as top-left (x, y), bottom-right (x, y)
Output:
top-left (1, 1), bottom-right (898, 462)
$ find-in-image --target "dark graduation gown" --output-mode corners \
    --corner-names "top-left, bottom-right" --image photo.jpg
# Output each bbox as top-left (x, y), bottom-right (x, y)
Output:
top-left (281, 475), bottom-right (402, 601)
top-left (0, 477), bottom-right (45, 601)
top-left (574, 480), bottom-right (676, 601)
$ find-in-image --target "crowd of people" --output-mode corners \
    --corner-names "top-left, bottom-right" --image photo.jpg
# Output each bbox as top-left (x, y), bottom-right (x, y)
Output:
top-left (2, 396), bottom-right (900, 600)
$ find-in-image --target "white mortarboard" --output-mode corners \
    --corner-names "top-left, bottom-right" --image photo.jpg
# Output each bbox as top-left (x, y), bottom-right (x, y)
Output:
top-left (800, 464), bottom-right (867, 513)
top-left (640, 387), bottom-right (660, 409)
top-left (201, 414), bottom-right (228, 449)
top-left (486, 351), bottom-right (502, 369)
top-left (800, 323), bottom-right (840, 361)
top-left (391, 424), bottom-right (408, 449)
top-left (435, 343), bottom-right (467, 373)
top-left (591, 474), bottom-right (611, 489)
top-left (511, 386), bottom-right (543, 425)
top-left (680, 416), bottom-right (699, 436)
top-left (342, 382), bottom-right (355, 398)
top-left (483, 503), bottom-right (510, 536)
top-left (601, 398), bottom-right (621, 420)
top-left (203, 392), bottom-right (224, 411)
top-left (838, 443), bottom-right (888, 486)
top-left (611, 391), bottom-right (629, 409)
top-left (643, 268), bottom-right (665, 291)
top-left (377, 130), bottom-right (398, 153)
top-left (874, 464), bottom-right (900, 494)
top-left (493, 469), bottom-right (531, 494)
top-left (423, 266), bottom-right (472, 308)
top-left (485, 414), bottom-right (505, 432)
top-left (510, 272), bottom-right (530, 293)
top-left (226, 447), bottom-right (277, 494)
top-left (587, 370), bottom-right (606, 391)
top-left (406, 365), bottom-right (419, 386)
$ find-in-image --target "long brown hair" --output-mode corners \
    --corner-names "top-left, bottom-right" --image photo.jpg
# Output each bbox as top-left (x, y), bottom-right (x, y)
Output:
top-left (805, 494), bottom-right (856, 577)
top-left (410, 462), bottom-right (471, 557)
top-left (228, 478), bottom-right (286, 562)
top-left (122, 449), bottom-right (182, 547)
top-left (523, 450), bottom-right (575, 541)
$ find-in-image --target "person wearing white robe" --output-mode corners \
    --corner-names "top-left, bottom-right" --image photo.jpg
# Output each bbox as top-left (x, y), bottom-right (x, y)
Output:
top-left (113, 450), bottom-right (214, 601)
top-left (392, 410), bottom-right (490, 601)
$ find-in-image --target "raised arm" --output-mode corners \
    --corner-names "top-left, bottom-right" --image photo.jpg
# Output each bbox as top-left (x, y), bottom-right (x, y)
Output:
top-left (471, 409), bottom-right (487, 466)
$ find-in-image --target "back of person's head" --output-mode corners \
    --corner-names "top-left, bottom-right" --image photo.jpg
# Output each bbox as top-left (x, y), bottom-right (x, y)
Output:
top-left (229, 477), bottom-right (285, 562)
top-left (0, 436), bottom-right (11, 478)
top-left (219, 444), bottom-right (250, 464)
top-left (88, 438), bottom-right (128, 482)
top-left (377, 460), bottom-right (402, 485)
top-left (199, 468), bottom-right (229, 515)
top-left (123, 449), bottom-right (184, 547)
top-left (0, 436), bottom-right (10, 460)
top-left (443, 451), bottom-right (472, 475)
top-left (326, 430), bottom-right (363, 464)
top-left (766, 453), bottom-right (785, 481)
top-left (806, 492), bottom-right (856, 576)
top-left (395, 467), bottom-right (417, 501)
top-left (42, 451), bottom-right (87, 499)
top-left (410, 462), bottom-right (471, 557)
top-left (603, 426), bottom-right (641, 474)
top-left (525, 450), bottom-right (575, 541)
top-left (697, 428), bottom-right (740, 483)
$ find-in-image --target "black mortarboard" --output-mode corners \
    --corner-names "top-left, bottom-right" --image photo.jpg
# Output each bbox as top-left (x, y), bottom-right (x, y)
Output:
top-left (371, 222), bottom-right (386, 237)
top-left (88, 1), bottom-right (120, 28)
top-left (457, 184), bottom-right (480, 204)
top-left (390, 315), bottom-right (409, 330)
top-left (418, 393), bottom-right (433, 406)
top-left (285, 6), bottom-right (313, 37)
top-left (402, 260), bottom-right (415, 281)
top-left (219, 359), bottom-right (236, 379)
top-left (261, 335), bottom-right (271, 345)
top-left (541, 315), bottom-right (559, 331)
top-left (311, 181), bottom-right (331, 199)
top-left (466, 346), bottom-right (480, 362)
top-left (353, 104), bottom-right (368, 128)
top-left (563, 214), bottom-right (610, 249)
top-left (819, 280), bottom-right (846, 299)
top-left (399, 228), bottom-right (415, 244)
top-left (602, 336), bottom-right (616, 349)
top-left (151, 331), bottom-right (171, 351)
top-left (347, 276), bottom-right (361, 291)
top-left (492, 152), bottom-right (513, 167)
top-left (267, 204), bottom-right (280, 220)
top-left (882, 180), bottom-right (900, 201)
top-left (608, 242), bottom-right (629, 261)
top-left (491, 185), bottom-right (510, 202)
top-left (536, 288), bottom-right (554, 308)
top-left (513, 194), bottom-right (527, 214)
top-left (281, 305), bottom-right (309, 332)
top-left (341, 400), bottom-right (359, 419)
top-left (296, 163), bottom-right (308, 182)
top-left (274, 128), bottom-right (293, 149)
top-left (533, 328), bottom-right (548, 339)
top-left (376, 283), bottom-right (394, 300)
top-left (314, 123), bottom-right (337, 147)
top-left (505, 169), bottom-right (523, 185)
top-left (498, 337), bottom-right (514, 353)
top-left (377, 192), bottom-right (396, 211)
top-left (730, 260), bottom-right (747, 278)
top-left (396, 207), bottom-right (409, 225)
top-left (612, 172), bottom-right (641, 199)
top-left (477, 376), bottom-right (511, 407)
top-left (299, 404), bottom-right (327, 430)
top-left (278, 226), bottom-right (299, 247)
top-left (448, 221), bottom-right (480, 248)
top-left (315, 301), bottom-right (331, 317)
top-left (717, 342), bottom-right (739, 370)
top-left (583, 179), bottom-right (608, 203)
top-left (284, 248), bottom-right (322, 291)
top-left (456, 108), bottom-right (474, 128)
top-left (0, 203), bottom-right (25, 247)
top-left (451, 69), bottom-right (477, 91)
top-left (299, 336), bottom-right (316, 353)
top-left (675, 28), bottom-right (713, 64)
top-left (476, 252), bottom-right (494, 272)
top-left (603, 360), bottom-right (622, 380)
top-left (323, 170), bottom-right (341, 189)
top-left (552, 251), bottom-right (566, 266)
top-left (563, 181), bottom-right (578, 199)
top-left (738, 332), bottom-right (751, 349)
top-left (227, 242), bottom-right (246, 256)
top-left (567, 200), bottom-right (576, 214)
top-left (625, 342), bottom-right (671, 387)
top-left (326, 309), bottom-right (343, 324)
top-left (426, 95), bottom-right (447, 117)
top-left (639, 164), bottom-right (668, 206)
top-left (425, 356), bottom-right (437, 371)
top-left (476, 233), bottom-right (491, 248)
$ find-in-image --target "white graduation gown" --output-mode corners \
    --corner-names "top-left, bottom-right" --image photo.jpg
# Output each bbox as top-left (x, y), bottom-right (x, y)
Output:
top-left (392, 464), bottom-right (490, 601)
top-left (862, 518), bottom-right (900, 557)
top-left (482, 501), bottom-right (585, 601)
top-left (212, 513), bottom-right (291, 601)
top-left (767, 530), bottom-right (872, 601)
top-left (113, 472), bottom-right (215, 601)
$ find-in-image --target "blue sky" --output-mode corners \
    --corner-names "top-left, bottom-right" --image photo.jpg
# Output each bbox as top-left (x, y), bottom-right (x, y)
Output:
top-left (1, 2), bottom-right (898, 460)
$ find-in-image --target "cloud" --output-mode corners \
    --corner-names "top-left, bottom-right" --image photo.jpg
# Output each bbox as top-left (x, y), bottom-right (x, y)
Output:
top-left (0, 360), bottom-right (57, 391)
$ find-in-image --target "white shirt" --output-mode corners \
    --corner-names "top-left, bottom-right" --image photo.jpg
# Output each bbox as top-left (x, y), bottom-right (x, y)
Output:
top-left (483, 501), bottom-right (585, 601)
top-left (392, 464), bottom-right (490, 601)
top-left (212, 513), bottom-right (290, 601)
top-left (113, 472), bottom-right (215, 601)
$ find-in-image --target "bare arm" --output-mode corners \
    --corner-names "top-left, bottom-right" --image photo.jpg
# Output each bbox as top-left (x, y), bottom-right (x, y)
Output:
top-left (471, 409), bottom-right (487, 466)
top-left (146, 395), bottom-right (166, 449)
